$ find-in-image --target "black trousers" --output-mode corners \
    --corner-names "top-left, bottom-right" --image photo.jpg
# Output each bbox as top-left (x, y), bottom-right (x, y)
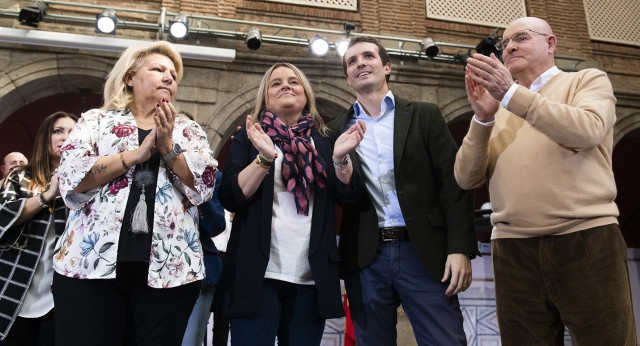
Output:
top-left (52, 262), bottom-right (199, 346)
top-left (211, 251), bottom-right (230, 346)
top-left (0, 310), bottom-right (54, 346)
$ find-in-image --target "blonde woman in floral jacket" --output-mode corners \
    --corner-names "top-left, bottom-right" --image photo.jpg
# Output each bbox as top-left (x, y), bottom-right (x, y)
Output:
top-left (51, 41), bottom-right (218, 346)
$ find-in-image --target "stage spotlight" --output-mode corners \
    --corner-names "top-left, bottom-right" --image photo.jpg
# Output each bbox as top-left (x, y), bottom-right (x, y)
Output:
top-left (169, 14), bottom-right (189, 39)
top-left (336, 38), bottom-right (350, 57)
top-left (421, 37), bottom-right (439, 58)
top-left (455, 50), bottom-right (472, 66)
top-left (343, 22), bottom-right (356, 32)
top-left (309, 35), bottom-right (329, 57)
top-left (476, 35), bottom-right (502, 60)
top-left (19, 1), bottom-right (48, 28)
top-left (245, 27), bottom-right (262, 50)
top-left (95, 9), bottom-right (117, 35)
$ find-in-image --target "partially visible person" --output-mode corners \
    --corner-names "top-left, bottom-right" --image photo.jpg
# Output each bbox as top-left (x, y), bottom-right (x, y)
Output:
top-left (211, 210), bottom-right (233, 346)
top-left (329, 36), bottom-right (478, 345)
top-left (218, 62), bottom-right (366, 346)
top-left (455, 16), bottom-right (636, 345)
top-left (51, 41), bottom-right (218, 346)
top-left (182, 170), bottom-right (225, 346)
top-left (343, 291), bottom-right (355, 346)
top-left (1, 152), bottom-right (28, 179)
top-left (0, 111), bottom-right (77, 345)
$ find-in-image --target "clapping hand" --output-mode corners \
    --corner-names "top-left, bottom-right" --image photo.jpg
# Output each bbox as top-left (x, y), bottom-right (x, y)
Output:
top-left (154, 98), bottom-right (176, 154)
top-left (245, 115), bottom-right (275, 161)
top-left (465, 53), bottom-right (514, 101)
top-left (134, 127), bottom-right (158, 164)
top-left (43, 170), bottom-right (61, 202)
top-left (334, 119), bottom-right (366, 159)
top-left (464, 64), bottom-right (500, 123)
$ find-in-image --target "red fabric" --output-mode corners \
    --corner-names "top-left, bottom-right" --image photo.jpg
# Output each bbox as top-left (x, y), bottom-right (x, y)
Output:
top-left (344, 291), bottom-right (356, 346)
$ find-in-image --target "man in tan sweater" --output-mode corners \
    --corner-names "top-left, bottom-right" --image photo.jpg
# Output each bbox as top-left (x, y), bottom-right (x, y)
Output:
top-left (454, 17), bottom-right (636, 345)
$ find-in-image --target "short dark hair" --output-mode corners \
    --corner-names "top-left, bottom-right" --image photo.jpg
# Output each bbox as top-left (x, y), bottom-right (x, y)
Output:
top-left (342, 36), bottom-right (391, 83)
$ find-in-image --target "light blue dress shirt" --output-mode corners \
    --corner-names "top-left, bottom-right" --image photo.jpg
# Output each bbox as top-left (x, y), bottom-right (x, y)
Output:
top-left (345, 90), bottom-right (406, 228)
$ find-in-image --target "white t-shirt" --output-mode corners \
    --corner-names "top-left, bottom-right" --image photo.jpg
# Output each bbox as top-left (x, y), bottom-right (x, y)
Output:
top-left (264, 144), bottom-right (315, 285)
top-left (19, 222), bottom-right (56, 317)
top-left (212, 210), bottom-right (232, 252)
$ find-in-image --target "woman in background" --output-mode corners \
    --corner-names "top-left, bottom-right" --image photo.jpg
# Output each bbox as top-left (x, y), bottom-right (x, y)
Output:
top-left (0, 111), bottom-right (77, 346)
top-left (218, 62), bottom-right (366, 346)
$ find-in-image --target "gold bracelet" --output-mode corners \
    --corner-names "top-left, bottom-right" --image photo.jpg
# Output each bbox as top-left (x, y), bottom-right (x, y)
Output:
top-left (255, 152), bottom-right (277, 169)
top-left (119, 152), bottom-right (130, 170)
top-left (255, 156), bottom-right (269, 169)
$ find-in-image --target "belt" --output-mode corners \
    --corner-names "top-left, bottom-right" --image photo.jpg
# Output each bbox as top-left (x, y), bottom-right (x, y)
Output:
top-left (380, 227), bottom-right (410, 242)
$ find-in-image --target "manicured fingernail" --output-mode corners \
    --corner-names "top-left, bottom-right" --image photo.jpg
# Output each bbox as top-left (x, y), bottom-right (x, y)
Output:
top-left (156, 103), bottom-right (160, 107)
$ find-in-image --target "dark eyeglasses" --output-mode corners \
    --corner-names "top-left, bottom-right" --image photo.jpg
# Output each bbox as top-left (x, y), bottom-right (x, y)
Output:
top-left (495, 29), bottom-right (550, 51)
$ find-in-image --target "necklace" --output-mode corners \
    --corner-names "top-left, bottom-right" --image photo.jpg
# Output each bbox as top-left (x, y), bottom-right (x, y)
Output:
top-left (280, 116), bottom-right (300, 126)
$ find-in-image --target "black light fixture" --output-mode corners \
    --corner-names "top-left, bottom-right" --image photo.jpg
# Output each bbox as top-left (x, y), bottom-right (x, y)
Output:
top-left (245, 27), bottom-right (262, 50)
top-left (475, 36), bottom-right (501, 58)
top-left (343, 22), bottom-right (356, 32)
top-left (421, 37), bottom-right (439, 58)
top-left (336, 22), bottom-right (355, 57)
top-left (475, 28), bottom-right (502, 61)
top-left (19, 1), bottom-right (48, 28)
top-left (169, 14), bottom-right (189, 40)
top-left (95, 9), bottom-right (117, 35)
top-left (455, 50), bottom-right (473, 66)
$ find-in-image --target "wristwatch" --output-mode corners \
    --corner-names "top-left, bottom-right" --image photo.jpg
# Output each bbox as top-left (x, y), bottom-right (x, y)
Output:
top-left (161, 143), bottom-right (182, 162)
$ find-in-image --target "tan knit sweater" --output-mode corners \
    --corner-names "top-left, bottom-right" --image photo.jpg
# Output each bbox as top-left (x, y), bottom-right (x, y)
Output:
top-left (455, 68), bottom-right (619, 239)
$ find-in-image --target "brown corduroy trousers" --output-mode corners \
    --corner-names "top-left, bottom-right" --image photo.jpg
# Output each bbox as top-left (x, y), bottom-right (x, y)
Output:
top-left (492, 223), bottom-right (637, 346)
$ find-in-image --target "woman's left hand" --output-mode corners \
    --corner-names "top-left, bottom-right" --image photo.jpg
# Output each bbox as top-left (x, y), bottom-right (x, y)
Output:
top-left (42, 171), bottom-right (60, 202)
top-left (333, 119), bottom-right (366, 159)
top-left (154, 98), bottom-right (176, 154)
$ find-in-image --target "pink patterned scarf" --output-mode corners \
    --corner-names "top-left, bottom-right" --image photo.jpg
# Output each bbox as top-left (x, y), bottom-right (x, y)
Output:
top-left (261, 110), bottom-right (327, 215)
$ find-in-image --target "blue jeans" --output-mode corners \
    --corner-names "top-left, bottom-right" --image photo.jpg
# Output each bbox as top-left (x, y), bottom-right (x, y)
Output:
top-left (230, 279), bottom-right (325, 346)
top-left (345, 240), bottom-right (466, 346)
top-left (182, 286), bottom-right (215, 346)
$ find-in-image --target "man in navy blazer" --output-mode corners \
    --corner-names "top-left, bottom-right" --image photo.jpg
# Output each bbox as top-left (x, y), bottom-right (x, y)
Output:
top-left (329, 36), bottom-right (479, 345)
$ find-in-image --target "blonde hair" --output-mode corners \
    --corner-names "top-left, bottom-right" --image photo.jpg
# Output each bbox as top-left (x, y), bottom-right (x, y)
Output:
top-left (103, 41), bottom-right (183, 111)
top-left (250, 62), bottom-right (328, 136)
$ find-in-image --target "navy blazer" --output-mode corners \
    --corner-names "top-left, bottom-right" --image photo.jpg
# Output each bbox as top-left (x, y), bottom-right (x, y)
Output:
top-left (198, 171), bottom-right (225, 285)
top-left (328, 95), bottom-right (479, 281)
top-left (217, 126), bottom-right (362, 319)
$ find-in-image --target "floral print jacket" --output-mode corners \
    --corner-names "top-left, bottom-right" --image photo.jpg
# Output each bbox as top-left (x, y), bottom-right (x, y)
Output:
top-left (53, 109), bottom-right (218, 288)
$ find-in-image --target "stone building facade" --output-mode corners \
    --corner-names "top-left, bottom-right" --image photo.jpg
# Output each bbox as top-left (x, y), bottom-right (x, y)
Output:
top-left (0, 0), bottom-right (638, 344)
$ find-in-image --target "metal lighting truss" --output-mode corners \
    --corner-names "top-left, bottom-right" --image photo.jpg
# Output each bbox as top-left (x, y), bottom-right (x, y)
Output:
top-left (0, 1), bottom-right (586, 67)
